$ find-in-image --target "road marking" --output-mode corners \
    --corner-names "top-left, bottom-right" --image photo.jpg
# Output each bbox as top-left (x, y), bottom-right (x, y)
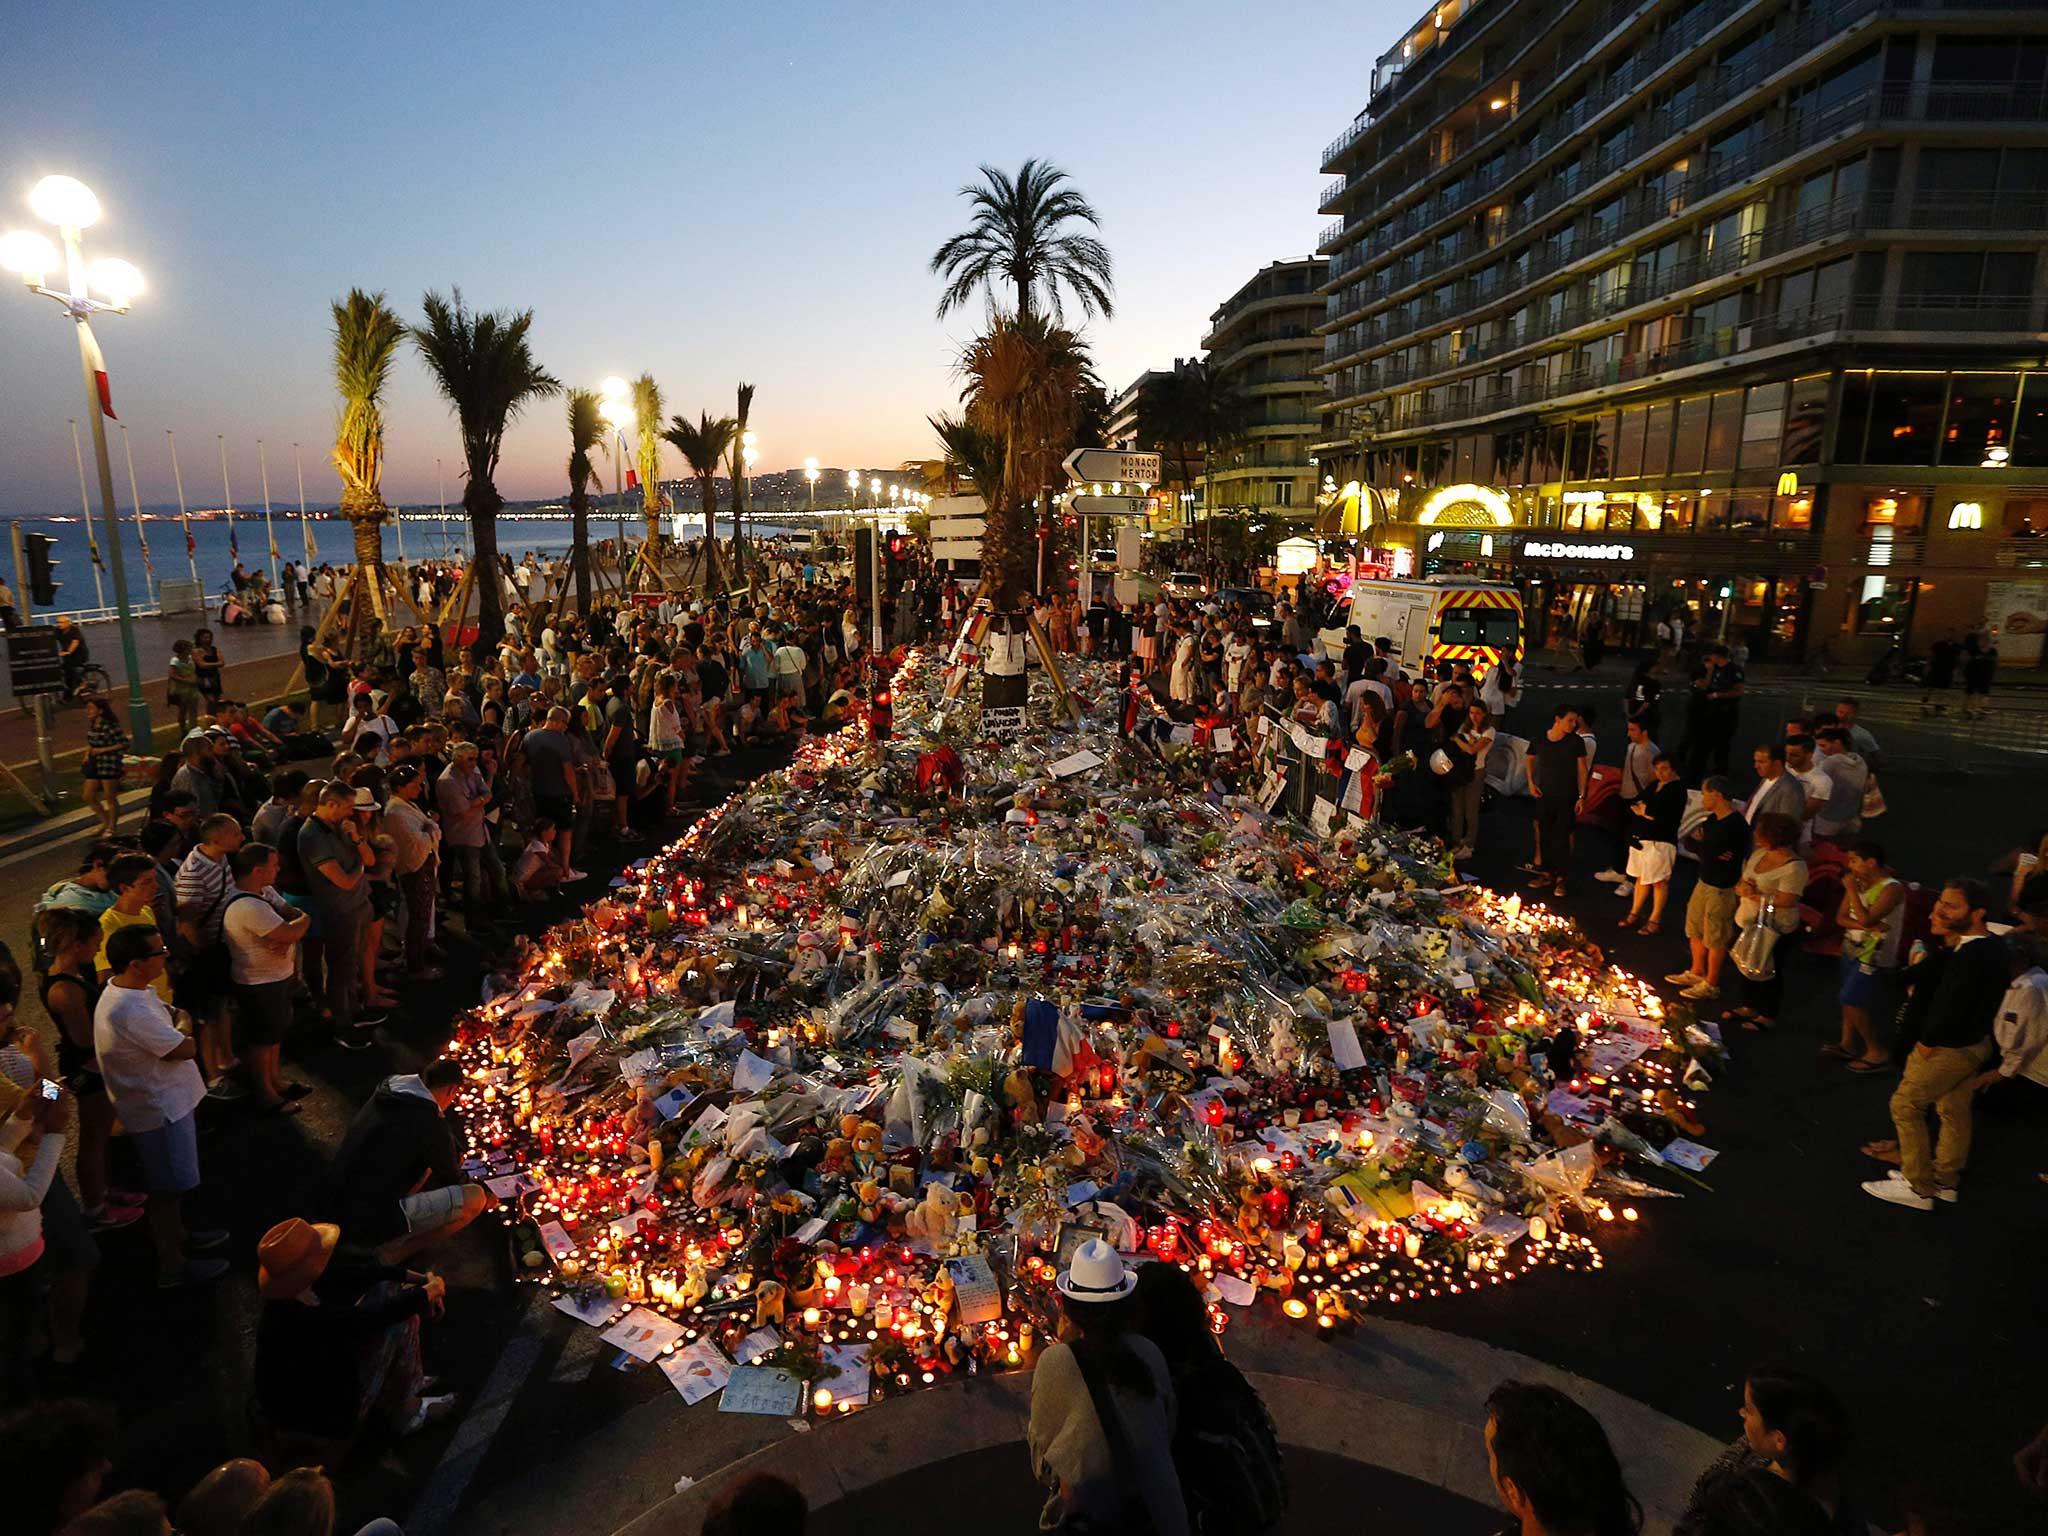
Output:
top-left (404, 1293), bottom-right (554, 1536)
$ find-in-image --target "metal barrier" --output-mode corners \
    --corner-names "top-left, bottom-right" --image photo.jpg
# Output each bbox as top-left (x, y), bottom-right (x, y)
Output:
top-left (1774, 689), bottom-right (2048, 775)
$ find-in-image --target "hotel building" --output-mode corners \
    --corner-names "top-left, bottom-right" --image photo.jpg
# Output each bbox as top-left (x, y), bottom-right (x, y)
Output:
top-left (1199, 258), bottom-right (1330, 525)
top-left (1312, 0), bottom-right (2048, 664)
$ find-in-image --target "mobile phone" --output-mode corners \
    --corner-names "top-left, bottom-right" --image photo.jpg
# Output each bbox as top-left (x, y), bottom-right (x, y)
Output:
top-left (40, 1078), bottom-right (61, 1102)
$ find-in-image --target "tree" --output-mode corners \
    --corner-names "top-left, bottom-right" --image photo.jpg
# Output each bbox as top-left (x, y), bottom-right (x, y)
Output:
top-left (329, 289), bottom-right (406, 573)
top-left (959, 311), bottom-right (1097, 609)
top-left (726, 382), bottom-right (756, 580)
top-left (565, 388), bottom-right (604, 617)
top-left (663, 411), bottom-right (737, 594)
top-left (928, 412), bottom-right (1004, 501)
top-left (1135, 362), bottom-right (1254, 523)
top-left (632, 373), bottom-right (665, 552)
top-left (930, 159), bottom-right (1114, 325)
top-left (410, 288), bottom-right (561, 653)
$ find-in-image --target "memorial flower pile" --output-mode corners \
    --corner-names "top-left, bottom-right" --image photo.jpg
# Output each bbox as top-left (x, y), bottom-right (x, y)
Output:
top-left (445, 647), bottom-right (1721, 1413)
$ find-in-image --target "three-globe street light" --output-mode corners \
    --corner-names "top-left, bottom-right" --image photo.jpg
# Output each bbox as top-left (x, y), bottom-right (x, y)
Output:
top-left (598, 379), bottom-right (631, 554)
top-left (804, 457), bottom-right (820, 515)
top-left (1, 175), bottom-right (152, 741)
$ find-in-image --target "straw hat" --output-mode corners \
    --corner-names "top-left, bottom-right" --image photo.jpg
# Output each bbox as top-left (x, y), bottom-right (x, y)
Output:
top-left (256, 1218), bottom-right (340, 1300)
top-left (1055, 1238), bottom-right (1137, 1302)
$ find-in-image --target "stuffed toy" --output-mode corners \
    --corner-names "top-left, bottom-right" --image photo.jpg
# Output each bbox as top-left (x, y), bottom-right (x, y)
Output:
top-left (851, 1119), bottom-right (885, 1173)
top-left (1002, 1068), bottom-right (1041, 1127)
top-left (753, 1280), bottom-right (786, 1328)
top-left (904, 1183), bottom-right (960, 1246)
top-left (856, 1180), bottom-right (883, 1224)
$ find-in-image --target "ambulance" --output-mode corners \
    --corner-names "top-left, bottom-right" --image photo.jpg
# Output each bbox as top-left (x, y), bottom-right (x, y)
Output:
top-left (1314, 576), bottom-right (1523, 680)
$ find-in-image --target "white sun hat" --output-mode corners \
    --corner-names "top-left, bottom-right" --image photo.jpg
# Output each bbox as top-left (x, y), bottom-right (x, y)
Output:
top-left (1055, 1237), bottom-right (1137, 1302)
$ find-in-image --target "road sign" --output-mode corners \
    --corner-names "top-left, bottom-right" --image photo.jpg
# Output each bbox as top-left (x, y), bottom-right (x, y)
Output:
top-left (1062, 449), bottom-right (1161, 486)
top-left (1061, 493), bottom-right (1152, 517)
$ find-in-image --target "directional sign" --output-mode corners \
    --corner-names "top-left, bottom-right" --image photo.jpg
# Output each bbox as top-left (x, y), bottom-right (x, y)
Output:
top-left (1063, 448), bottom-right (1161, 486)
top-left (1061, 493), bottom-right (1152, 518)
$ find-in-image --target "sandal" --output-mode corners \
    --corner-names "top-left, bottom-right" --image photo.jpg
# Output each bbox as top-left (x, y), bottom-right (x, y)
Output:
top-left (1617, 913), bottom-right (1639, 928)
top-left (1819, 1043), bottom-right (1853, 1060)
top-left (1847, 1058), bottom-right (1893, 1076)
top-left (1640, 921), bottom-right (1662, 935)
top-left (1741, 1016), bottom-right (1776, 1032)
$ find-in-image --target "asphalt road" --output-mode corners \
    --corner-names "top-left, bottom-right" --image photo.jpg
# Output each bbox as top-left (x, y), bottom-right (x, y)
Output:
top-left (8, 666), bottom-right (2043, 1536)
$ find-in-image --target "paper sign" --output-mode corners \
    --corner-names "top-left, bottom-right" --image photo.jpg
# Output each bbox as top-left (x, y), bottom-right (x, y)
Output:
top-left (811, 852), bottom-right (835, 874)
top-left (886, 869), bottom-right (914, 888)
top-left (720, 1365), bottom-right (805, 1417)
top-left (566, 1028), bottom-right (603, 1071)
top-left (653, 1086), bottom-right (696, 1121)
top-left (1211, 727), bottom-right (1235, 753)
top-left (601, 1306), bottom-right (686, 1363)
top-left (537, 1221), bottom-right (577, 1260)
top-left (734, 1327), bottom-right (782, 1365)
top-left (1310, 796), bottom-right (1337, 836)
top-left (732, 1050), bottom-right (776, 1093)
top-left (552, 1290), bottom-right (620, 1327)
top-left (945, 1254), bottom-right (1003, 1326)
top-left (660, 1340), bottom-right (733, 1406)
top-left (1051, 749), bottom-right (1105, 778)
top-left (1326, 1017), bottom-right (1367, 1072)
top-left (1345, 747), bottom-right (1371, 770)
top-left (792, 1216), bottom-right (829, 1245)
top-left (1065, 1180), bottom-right (1101, 1208)
top-left (822, 1343), bottom-right (873, 1406)
top-left (1661, 1137), bottom-right (1720, 1171)
top-left (1212, 1274), bottom-right (1256, 1307)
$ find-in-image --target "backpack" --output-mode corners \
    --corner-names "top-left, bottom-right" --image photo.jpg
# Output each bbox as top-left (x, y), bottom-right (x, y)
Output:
top-left (1172, 1356), bottom-right (1286, 1535)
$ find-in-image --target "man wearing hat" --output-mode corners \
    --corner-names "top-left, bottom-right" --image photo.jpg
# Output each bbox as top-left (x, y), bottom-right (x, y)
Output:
top-left (1028, 1239), bottom-right (1189, 1535)
top-left (253, 1215), bottom-right (455, 1441)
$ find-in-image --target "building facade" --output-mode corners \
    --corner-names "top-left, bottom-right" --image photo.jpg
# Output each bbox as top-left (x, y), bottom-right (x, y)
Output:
top-left (1200, 258), bottom-right (1330, 526)
top-left (1312, 0), bottom-right (2048, 664)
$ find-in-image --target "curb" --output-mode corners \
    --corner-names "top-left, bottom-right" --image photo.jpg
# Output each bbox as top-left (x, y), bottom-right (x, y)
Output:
top-left (0, 785), bottom-right (154, 868)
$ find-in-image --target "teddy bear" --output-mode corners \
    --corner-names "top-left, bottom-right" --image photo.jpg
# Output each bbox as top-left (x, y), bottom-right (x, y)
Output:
top-left (679, 1257), bottom-right (711, 1310)
top-left (1002, 1067), bottom-right (1041, 1127)
top-left (753, 1280), bottom-right (786, 1328)
top-left (852, 1119), bottom-right (885, 1175)
top-left (856, 1180), bottom-right (883, 1224)
top-left (967, 1124), bottom-right (993, 1179)
top-left (905, 1183), bottom-right (960, 1247)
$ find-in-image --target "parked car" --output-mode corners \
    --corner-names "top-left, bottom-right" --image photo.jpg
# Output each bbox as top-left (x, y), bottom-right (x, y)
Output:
top-left (1212, 587), bottom-right (1275, 627)
top-left (1163, 570), bottom-right (1206, 599)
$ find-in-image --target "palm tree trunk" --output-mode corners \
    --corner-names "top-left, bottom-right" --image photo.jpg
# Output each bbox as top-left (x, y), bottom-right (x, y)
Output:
top-left (569, 486), bottom-right (593, 616)
top-left (699, 476), bottom-right (725, 596)
top-left (467, 481), bottom-right (506, 656)
top-left (1015, 273), bottom-right (1033, 325)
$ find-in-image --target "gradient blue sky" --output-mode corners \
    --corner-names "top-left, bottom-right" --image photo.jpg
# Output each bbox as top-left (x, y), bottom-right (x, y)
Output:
top-left (0, 0), bottom-right (1404, 513)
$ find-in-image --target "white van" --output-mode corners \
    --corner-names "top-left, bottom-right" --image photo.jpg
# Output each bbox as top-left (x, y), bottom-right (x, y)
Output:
top-left (1315, 577), bottom-right (1523, 679)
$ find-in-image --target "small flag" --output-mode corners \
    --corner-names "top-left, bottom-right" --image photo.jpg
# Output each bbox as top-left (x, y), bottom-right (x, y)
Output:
top-left (229, 523), bottom-right (239, 559)
top-left (79, 323), bottom-right (116, 419)
top-left (625, 468), bottom-right (639, 490)
top-left (185, 526), bottom-right (197, 558)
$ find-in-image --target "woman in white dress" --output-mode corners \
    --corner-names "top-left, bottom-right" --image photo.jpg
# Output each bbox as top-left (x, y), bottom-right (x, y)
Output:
top-left (1168, 628), bottom-right (1198, 705)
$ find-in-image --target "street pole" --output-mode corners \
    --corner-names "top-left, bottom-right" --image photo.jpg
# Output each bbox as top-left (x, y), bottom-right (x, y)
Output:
top-left (258, 439), bottom-right (281, 589)
top-left (9, 526), bottom-right (27, 627)
top-left (119, 424), bottom-right (154, 604)
top-left (294, 442), bottom-right (316, 568)
top-left (68, 308), bottom-right (150, 739)
top-left (168, 430), bottom-right (198, 585)
top-left (69, 420), bottom-right (109, 613)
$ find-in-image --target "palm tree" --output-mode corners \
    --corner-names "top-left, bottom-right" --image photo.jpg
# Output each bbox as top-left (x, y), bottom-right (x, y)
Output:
top-left (410, 288), bottom-right (561, 652)
top-left (663, 411), bottom-right (736, 594)
top-left (565, 388), bottom-right (604, 616)
top-left (725, 382), bottom-right (756, 580)
top-left (632, 373), bottom-right (665, 554)
top-left (1136, 362), bottom-right (1254, 515)
top-left (928, 412), bottom-right (1004, 501)
top-left (930, 159), bottom-right (1114, 325)
top-left (329, 289), bottom-right (406, 573)
top-left (959, 311), bottom-right (1096, 609)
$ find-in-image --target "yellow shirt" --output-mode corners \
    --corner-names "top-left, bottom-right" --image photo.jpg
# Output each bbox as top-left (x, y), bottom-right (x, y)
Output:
top-left (96, 905), bottom-right (173, 1004)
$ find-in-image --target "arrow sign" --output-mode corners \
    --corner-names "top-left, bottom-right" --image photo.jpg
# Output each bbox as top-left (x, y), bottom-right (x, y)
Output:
top-left (1063, 448), bottom-right (1161, 486)
top-left (1061, 493), bottom-right (1152, 517)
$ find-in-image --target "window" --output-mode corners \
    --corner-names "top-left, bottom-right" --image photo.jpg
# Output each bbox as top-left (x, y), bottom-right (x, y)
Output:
top-left (1615, 407), bottom-right (1647, 477)
top-left (1642, 402), bottom-right (1675, 478)
top-left (1773, 492), bottom-right (1814, 529)
top-left (1865, 374), bottom-right (1946, 465)
top-left (1605, 496), bottom-right (1635, 532)
top-left (1781, 374), bottom-right (1829, 464)
top-left (1704, 390), bottom-right (1744, 470)
top-left (1591, 413), bottom-right (1617, 479)
top-left (1673, 395), bottom-right (1710, 473)
top-left (1854, 576), bottom-right (1915, 635)
top-left (2014, 375), bottom-right (2048, 467)
top-left (1566, 419), bottom-right (1595, 479)
top-left (1740, 382), bottom-right (1787, 469)
top-left (1660, 491), bottom-right (1696, 531)
top-left (1916, 149), bottom-right (1999, 196)
top-left (1941, 374), bottom-right (2019, 466)
top-left (1727, 496), bottom-right (1769, 531)
top-left (1697, 489), bottom-right (1730, 531)
top-left (2003, 498), bottom-right (2048, 537)
top-left (1837, 370), bottom-right (1873, 464)
top-left (1270, 480), bottom-right (1294, 506)
top-left (1864, 492), bottom-right (1927, 533)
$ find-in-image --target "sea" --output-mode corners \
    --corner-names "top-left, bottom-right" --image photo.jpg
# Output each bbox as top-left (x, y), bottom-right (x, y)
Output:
top-left (0, 507), bottom-right (805, 613)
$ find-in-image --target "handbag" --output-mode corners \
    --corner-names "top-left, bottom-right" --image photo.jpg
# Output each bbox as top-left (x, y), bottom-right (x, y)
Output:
top-left (1732, 895), bottom-right (1787, 982)
top-left (1860, 773), bottom-right (1886, 819)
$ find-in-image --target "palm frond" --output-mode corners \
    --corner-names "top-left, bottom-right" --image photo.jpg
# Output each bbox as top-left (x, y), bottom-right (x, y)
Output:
top-left (930, 159), bottom-right (1114, 323)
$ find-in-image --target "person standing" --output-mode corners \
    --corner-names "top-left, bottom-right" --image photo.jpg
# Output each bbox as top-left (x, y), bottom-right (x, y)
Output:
top-left (1596, 718), bottom-right (1659, 890)
top-left (79, 699), bottom-right (128, 841)
top-left (1811, 727), bottom-right (1868, 843)
top-left (296, 783), bottom-right (385, 1049)
top-left (1864, 878), bottom-right (2007, 1210)
top-left (0, 573), bottom-right (17, 630)
top-left (381, 766), bottom-right (442, 983)
top-left (1671, 776), bottom-right (1749, 1002)
top-left (1525, 706), bottom-right (1588, 897)
top-left (1623, 653), bottom-right (1662, 740)
top-left (220, 842), bottom-right (310, 1114)
top-left (521, 707), bottom-right (584, 881)
top-left (1444, 699), bottom-right (1495, 862)
top-left (92, 926), bottom-right (227, 1288)
top-left (1962, 631), bottom-right (1998, 720)
top-left (1484, 1381), bottom-right (1642, 1536)
top-left (1621, 754), bottom-right (1685, 935)
top-left (1832, 841), bottom-right (1905, 1073)
top-left (1727, 813), bottom-right (1807, 1031)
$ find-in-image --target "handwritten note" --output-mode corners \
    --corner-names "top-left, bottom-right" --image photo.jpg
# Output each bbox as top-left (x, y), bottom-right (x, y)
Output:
top-left (601, 1306), bottom-right (685, 1363)
top-left (660, 1340), bottom-right (733, 1406)
top-left (945, 1254), bottom-right (1003, 1326)
top-left (1326, 1017), bottom-right (1367, 1072)
top-left (732, 1050), bottom-right (776, 1093)
top-left (720, 1365), bottom-right (805, 1417)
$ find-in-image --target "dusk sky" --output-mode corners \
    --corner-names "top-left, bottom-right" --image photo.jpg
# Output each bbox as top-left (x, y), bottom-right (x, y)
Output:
top-left (0, 1), bottom-right (1403, 515)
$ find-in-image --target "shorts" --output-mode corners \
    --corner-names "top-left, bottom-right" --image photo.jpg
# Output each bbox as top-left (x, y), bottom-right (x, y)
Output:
top-left (38, 1175), bottom-right (99, 1271)
top-left (1684, 881), bottom-right (1740, 948)
top-left (1625, 841), bottom-right (1676, 885)
top-left (1838, 953), bottom-right (1891, 1011)
top-left (173, 946), bottom-right (232, 1015)
top-left (234, 978), bottom-right (294, 1047)
top-left (132, 1110), bottom-right (201, 1194)
top-left (535, 792), bottom-right (575, 831)
top-left (400, 1184), bottom-right (474, 1236)
top-left (368, 882), bottom-right (398, 921)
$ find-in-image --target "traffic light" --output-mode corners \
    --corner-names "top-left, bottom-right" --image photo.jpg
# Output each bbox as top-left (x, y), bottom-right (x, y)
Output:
top-left (24, 533), bottom-right (58, 606)
top-left (852, 527), bottom-right (874, 608)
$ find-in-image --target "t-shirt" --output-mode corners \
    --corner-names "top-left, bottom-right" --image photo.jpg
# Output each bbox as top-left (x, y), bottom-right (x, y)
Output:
top-left (523, 727), bottom-right (575, 799)
top-left (1529, 731), bottom-right (1585, 799)
top-left (697, 658), bottom-right (728, 699)
top-left (297, 817), bottom-right (369, 916)
top-left (1816, 752), bottom-right (1868, 834)
top-left (96, 906), bottom-right (173, 1002)
top-left (514, 838), bottom-right (555, 889)
top-left (1704, 661), bottom-right (1744, 718)
top-left (223, 889), bottom-right (297, 985)
top-left (1625, 676), bottom-right (1661, 724)
top-left (93, 982), bottom-right (205, 1132)
top-left (1447, 722), bottom-right (1494, 785)
top-left (602, 696), bottom-right (637, 760)
top-left (1691, 810), bottom-right (1750, 889)
top-left (174, 846), bottom-right (237, 944)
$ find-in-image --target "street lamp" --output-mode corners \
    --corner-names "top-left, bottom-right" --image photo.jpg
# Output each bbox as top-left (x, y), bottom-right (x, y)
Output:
top-left (869, 477), bottom-right (881, 512)
top-left (599, 389), bottom-right (631, 554)
top-left (1, 174), bottom-right (152, 740)
top-left (803, 457), bottom-right (820, 515)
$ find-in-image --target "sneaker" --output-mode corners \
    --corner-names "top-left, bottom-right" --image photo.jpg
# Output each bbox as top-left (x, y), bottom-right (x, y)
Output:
top-left (565, 868), bottom-right (590, 882)
top-left (400, 1393), bottom-right (462, 1435)
top-left (86, 1202), bottom-right (144, 1231)
top-left (1680, 980), bottom-right (1720, 1001)
top-left (1593, 869), bottom-right (1625, 884)
top-left (1862, 1177), bottom-right (1933, 1211)
top-left (351, 1010), bottom-right (390, 1029)
top-left (1664, 970), bottom-right (1702, 987)
top-left (335, 1031), bottom-right (377, 1052)
top-left (1888, 1170), bottom-right (1958, 1204)
top-left (1614, 881), bottom-right (1634, 898)
top-left (205, 1076), bottom-right (249, 1101)
top-left (158, 1256), bottom-right (231, 1288)
top-left (189, 1228), bottom-right (230, 1250)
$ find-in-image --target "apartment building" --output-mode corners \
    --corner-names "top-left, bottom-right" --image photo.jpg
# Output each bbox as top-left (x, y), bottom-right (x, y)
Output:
top-left (1313, 0), bottom-right (2048, 662)
top-left (1199, 257), bottom-right (1329, 524)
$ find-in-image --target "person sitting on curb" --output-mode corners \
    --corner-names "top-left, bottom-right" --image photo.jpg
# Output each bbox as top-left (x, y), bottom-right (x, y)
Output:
top-left (1484, 1379), bottom-right (1643, 1536)
top-left (322, 1059), bottom-right (497, 1264)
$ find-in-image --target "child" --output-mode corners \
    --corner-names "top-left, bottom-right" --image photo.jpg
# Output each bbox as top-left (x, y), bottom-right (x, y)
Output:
top-left (514, 817), bottom-right (563, 898)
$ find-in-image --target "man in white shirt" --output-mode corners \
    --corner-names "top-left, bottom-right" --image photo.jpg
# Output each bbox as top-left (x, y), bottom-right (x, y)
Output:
top-left (1783, 736), bottom-right (1831, 844)
top-left (94, 925), bottom-right (228, 1287)
top-left (1813, 726), bottom-right (1869, 840)
top-left (222, 841), bottom-right (311, 1113)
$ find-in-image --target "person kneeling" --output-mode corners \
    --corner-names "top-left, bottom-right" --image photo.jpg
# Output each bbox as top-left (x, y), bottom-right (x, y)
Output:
top-left (322, 1060), bottom-right (497, 1265)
